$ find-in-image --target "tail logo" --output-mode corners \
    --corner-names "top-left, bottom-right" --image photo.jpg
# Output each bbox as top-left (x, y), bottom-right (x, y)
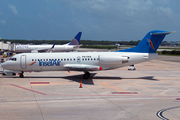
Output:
top-left (147, 39), bottom-right (155, 50)
top-left (29, 61), bottom-right (36, 66)
top-left (69, 38), bottom-right (79, 45)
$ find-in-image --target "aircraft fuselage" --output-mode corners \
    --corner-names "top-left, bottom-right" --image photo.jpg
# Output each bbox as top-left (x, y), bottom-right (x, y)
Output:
top-left (2, 52), bottom-right (158, 72)
top-left (15, 45), bottom-right (75, 53)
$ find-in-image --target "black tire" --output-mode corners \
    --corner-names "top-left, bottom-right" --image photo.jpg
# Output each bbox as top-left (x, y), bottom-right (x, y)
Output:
top-left (19, 74), bottom-right (24, 78)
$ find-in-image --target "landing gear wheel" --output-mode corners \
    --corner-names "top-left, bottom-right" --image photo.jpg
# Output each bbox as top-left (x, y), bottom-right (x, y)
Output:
top-left (83, 72), bottom-right (90, 79)
top-left (19, 74), bottom-right (24, 78)
top-left (19, 71), bottom-right (24, 78)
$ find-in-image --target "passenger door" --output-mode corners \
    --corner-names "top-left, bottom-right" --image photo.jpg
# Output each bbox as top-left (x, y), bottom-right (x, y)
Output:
top-left (77, 56), bottom-right (81, 63)
top-left (20, 55), bottom-right (27, 69)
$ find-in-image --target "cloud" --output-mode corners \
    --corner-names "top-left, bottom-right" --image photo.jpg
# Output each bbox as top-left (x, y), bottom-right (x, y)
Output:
top-left (0, 7), bottom-right (2, 15)
top-left (59, 0), bottom-right (180, 40)
top-left (0, 20), bottom-right (6, 25)
top-left (0, 0), bottom-right (179, 40)
top-left (156, 6), bottom-right (174, 18)
top-left (8, 4), bottom-right (19, 15)
top-left (69, 0), bottom-right (180, 24)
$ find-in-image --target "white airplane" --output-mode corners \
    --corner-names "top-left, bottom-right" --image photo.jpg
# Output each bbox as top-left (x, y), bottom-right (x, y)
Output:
top-left (14, 32), bottom-right (82, 53)
top-left (1, 30), bottom-right (175, 79)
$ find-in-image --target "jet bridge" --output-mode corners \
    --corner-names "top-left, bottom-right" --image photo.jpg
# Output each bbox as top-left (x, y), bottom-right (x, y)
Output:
top-left (0, 41), bottom-right (14, 51)
top-left (0, 41), bottom-right (16, 57)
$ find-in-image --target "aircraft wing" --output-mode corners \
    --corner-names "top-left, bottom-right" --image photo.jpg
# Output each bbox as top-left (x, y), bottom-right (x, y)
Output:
top-left (31, 44), bottom-right (55, 53)
top-left (31, 50), bottom-right (39, 53)
top-left (64, 64), bottom-right (102, 71)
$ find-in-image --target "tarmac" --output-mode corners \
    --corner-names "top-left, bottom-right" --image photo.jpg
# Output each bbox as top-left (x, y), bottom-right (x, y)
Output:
top-left (0, 54), bottom-right (180, 120)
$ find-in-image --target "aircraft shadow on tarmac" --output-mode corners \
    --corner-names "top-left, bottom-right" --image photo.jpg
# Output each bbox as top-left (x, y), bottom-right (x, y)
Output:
top-left (93, 76), bottom-right (158, 81)
top-left (64, 75), bottom-right (158, 85)
top-left (62, 73), bottom-right (97, 85)
top-left (1, 74), bottom-right (158, 85)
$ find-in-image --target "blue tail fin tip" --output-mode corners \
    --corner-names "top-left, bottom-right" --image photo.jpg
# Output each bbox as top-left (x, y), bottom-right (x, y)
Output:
top-left (115, 30), bottom-right (175, 53)
top-left (69, 32), bottom-right (82, 45)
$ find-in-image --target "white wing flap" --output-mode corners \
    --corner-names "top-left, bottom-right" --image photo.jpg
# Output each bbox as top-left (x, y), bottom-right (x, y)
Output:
top-left (64, 64), bottom-right (102, 71)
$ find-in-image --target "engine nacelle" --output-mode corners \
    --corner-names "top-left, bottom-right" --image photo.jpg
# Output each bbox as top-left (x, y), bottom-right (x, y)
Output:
top-left (100, 55), bottom-right (129, 64)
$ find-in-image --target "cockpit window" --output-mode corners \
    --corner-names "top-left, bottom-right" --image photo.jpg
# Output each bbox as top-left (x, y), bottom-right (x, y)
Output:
top-left (9, 57), bottom-right (17, 61)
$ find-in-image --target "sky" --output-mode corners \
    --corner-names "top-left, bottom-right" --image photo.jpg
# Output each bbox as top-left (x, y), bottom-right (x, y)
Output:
top-left (0, 0), bottom-right (180, 41)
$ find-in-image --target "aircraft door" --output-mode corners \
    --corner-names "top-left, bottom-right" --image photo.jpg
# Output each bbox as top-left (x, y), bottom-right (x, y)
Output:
top-left (77, 56), bottom-right (81, 63)
top-left (20, 55), bottom-right (27, 69)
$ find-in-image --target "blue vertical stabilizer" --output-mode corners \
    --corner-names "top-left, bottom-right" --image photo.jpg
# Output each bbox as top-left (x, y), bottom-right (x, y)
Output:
top-left (69, 32), bottom-right (82, 45)
top-left (115, 30), bottom-right (174, 53)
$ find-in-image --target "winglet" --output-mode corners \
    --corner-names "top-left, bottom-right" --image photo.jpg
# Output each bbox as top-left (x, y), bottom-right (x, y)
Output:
top-left (69, 32), bottom-right (82, 45)
top-left (52, 43), bottom-right (55, 49)
top-left (46, 43), bottom-right (56, 53)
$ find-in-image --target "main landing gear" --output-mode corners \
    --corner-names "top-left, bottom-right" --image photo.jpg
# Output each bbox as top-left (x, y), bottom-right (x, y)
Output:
top-left (83, 71), bottom-right (90, 79)
top-left (19, 71), bottom-right (24, 78)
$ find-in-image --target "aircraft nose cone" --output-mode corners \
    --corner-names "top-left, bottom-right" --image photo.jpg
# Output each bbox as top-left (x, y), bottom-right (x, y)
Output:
top-left (1, 62), bottom-right (8, 69)
top-left (1, 62), bottom-right (5, 69)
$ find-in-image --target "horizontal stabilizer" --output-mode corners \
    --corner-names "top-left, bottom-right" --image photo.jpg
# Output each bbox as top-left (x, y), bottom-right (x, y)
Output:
top-left (150, 31), bottom-right (177, 35)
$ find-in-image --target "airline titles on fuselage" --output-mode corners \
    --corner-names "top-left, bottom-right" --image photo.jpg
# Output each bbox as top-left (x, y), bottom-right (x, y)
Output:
top-left (39, 60), bottom-right (61, 66)
top-left (16, 46), bottom-right (29, 48)
top-left (29, 55), bottom-right (98, 67)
